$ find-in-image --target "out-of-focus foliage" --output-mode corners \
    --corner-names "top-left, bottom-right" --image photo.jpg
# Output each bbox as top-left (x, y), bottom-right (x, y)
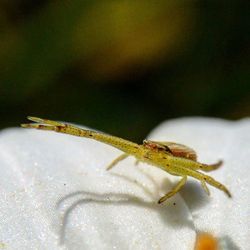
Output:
top-left (0, 1), bottom-right (249, 141)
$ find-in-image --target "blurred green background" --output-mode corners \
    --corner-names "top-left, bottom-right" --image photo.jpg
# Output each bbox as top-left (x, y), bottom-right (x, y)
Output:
top-left (0, 1), bottom-right (249, 142)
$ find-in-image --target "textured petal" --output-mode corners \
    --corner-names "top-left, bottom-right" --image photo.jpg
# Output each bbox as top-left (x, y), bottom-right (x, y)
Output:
top-left (0, 126), bottom-right (195, 250)
top-left (149, 117), bottom-right (250, 250)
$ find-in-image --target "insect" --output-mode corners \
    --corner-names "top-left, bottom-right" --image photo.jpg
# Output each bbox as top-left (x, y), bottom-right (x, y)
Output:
top-left (21, 117), bottom-right (231, 204)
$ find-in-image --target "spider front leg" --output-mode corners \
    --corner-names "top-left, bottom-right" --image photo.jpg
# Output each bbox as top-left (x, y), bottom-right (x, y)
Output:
top-left (21, 117), bottom-right (66, 131)
top-left (106, 153), bottom-right (128, 170)
top-left (158, 176), bottom-right (187, 204)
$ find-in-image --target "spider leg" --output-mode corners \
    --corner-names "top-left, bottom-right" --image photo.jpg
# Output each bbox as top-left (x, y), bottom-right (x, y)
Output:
top-left (201, 180), bottom-right (210, 195)
top-left (202, 174), bottom-right (231, 197)
top-left (177, 164), bottom-right (232, 198)
top-left (22, 117), bottom-right (140, 155)
top-left (27, 116), bottom-right (64, 126)
top-left (158, 176), bottom-right (187, 204)
top-left (199, 160), bottom-right (223, 172)
top-left (106, 153), bottom-right (128, 170)
top-left (21, 123), bottom-right (58, 131)
top-left (21, 117), bottom-right (66, 131)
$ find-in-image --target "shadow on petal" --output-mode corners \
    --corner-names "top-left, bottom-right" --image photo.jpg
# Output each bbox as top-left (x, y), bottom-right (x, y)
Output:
top-left (179, 181), bottom-right (210, 211)
top-left (109, 171), bottom-right (160, 201)
top-left (219, 235), bottom-right (241, 250)
top-left (57, 191), bottom-right (195, 245)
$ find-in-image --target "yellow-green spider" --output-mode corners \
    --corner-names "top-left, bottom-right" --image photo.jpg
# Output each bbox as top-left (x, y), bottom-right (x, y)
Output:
top-left (21, 117), bottom-right (231, 204)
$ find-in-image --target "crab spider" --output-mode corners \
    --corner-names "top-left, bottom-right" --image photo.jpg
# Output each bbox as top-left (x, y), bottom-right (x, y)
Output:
top-left (21, 117), bottom-right (231, 204)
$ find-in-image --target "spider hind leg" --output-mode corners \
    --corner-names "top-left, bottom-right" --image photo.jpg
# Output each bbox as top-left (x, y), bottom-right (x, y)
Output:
top-left (158, 176), bottom-right (187, 204)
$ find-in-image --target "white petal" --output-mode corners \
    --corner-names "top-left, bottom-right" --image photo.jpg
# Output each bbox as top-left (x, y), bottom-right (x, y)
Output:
top-left (0, 126), bottom-right (195, 250)
top-left (149, 117), bottom-right (250, 249)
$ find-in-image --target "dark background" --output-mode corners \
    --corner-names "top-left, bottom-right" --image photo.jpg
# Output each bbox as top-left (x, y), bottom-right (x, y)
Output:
top-left (1, 1), bottom-right (249, 142)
